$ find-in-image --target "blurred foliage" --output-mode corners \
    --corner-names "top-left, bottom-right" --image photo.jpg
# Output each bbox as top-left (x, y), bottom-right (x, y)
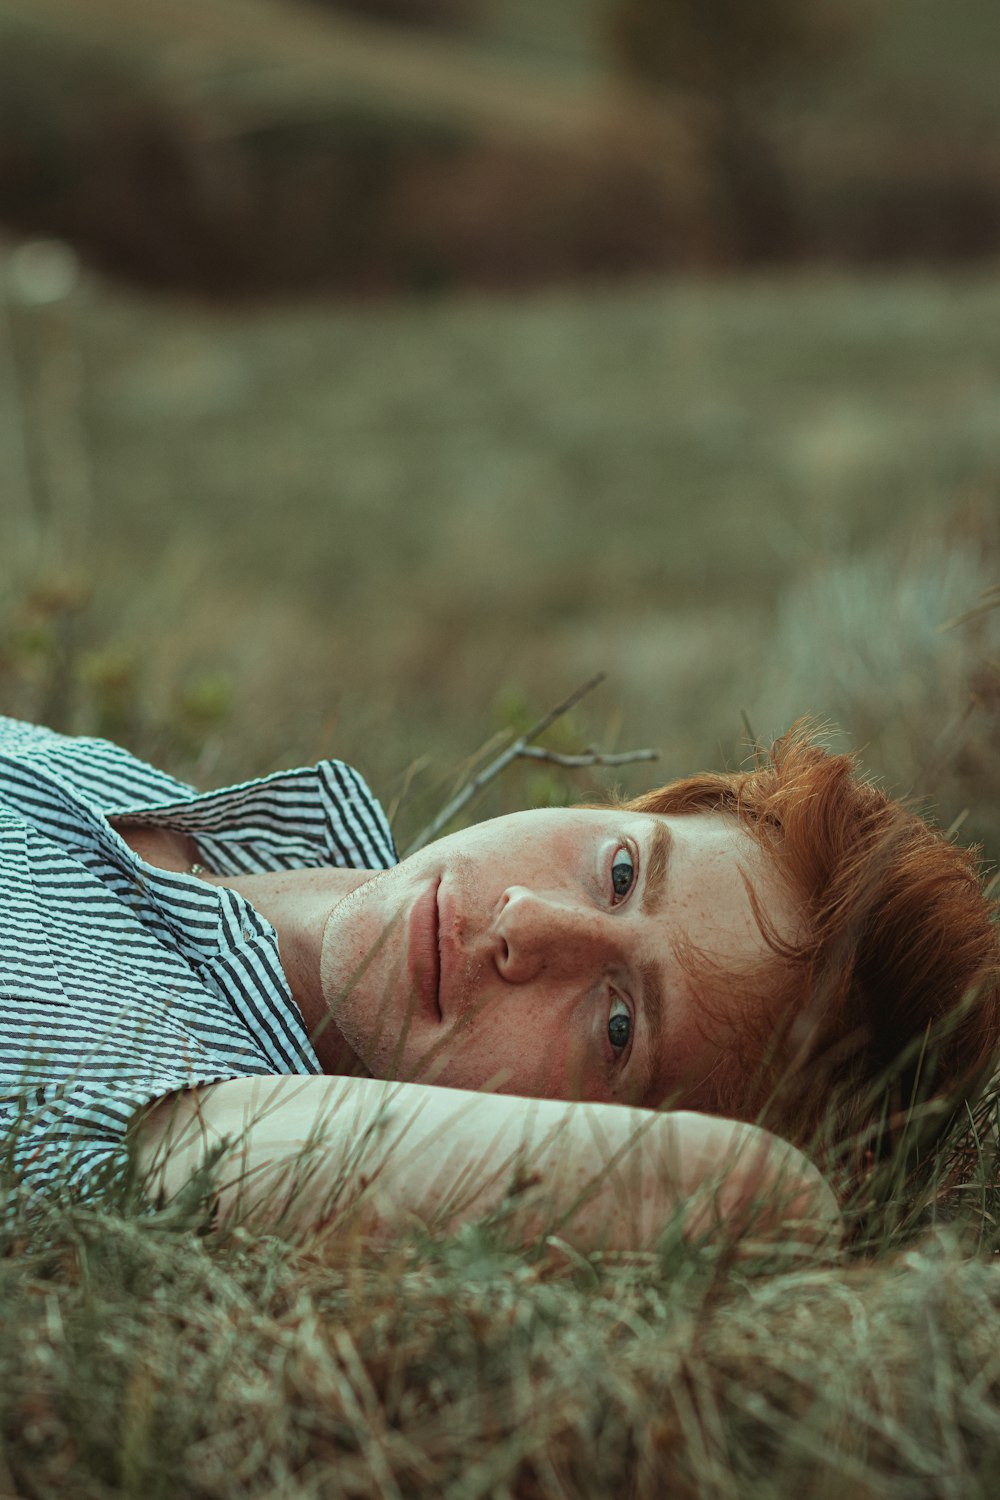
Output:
top-left (0, 574), bottom-right (236, 781)
top-left (604, 0), bottom-right (863, 97)
top-left (304, 0), bottom-right (484, 32)
top-left (3, 250), bottom-right (999, 855)
top-left (756, 520), bottom-right (1000, 861)
top-left (603, 0), bottom-right (870, 259)
top-left (0, 0), bottom-right (999, 292)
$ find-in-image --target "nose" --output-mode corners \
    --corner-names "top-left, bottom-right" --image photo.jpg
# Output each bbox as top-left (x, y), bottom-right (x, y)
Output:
top-left (492, 886), bottom-right (607, 984)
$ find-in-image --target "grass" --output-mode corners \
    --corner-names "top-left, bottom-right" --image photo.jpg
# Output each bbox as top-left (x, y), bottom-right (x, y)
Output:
top-left (0, 256), bottom-right (999, 1494)
top-left (4, 1086), bottom-right (1000, 1497)
top-left (3, 256), bottom-right (999, 846)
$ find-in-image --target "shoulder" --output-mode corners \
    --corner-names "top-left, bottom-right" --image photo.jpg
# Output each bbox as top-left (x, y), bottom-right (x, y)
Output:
top-left (0, 715), bottom-right (195, 811)
top-left (0, 717), bottom-right (396, 873)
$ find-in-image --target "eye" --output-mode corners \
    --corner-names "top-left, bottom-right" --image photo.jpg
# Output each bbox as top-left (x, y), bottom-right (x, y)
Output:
top-left (610, 844), bottom-right (635, 903)
top-left (608, 995), bottom-right (632, 1057)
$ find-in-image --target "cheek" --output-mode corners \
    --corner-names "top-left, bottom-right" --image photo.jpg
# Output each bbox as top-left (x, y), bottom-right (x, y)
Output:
top-left (338, 867), bottom-right (417, 962)
top-left (321, 877), bottom-right (410, 1028)
top-left (428, 1012), bottom-right (601, 1102)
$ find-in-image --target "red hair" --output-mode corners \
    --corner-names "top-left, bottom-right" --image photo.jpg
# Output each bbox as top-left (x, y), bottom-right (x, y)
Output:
top-left (623, 725), bottom-right (1000, 1151)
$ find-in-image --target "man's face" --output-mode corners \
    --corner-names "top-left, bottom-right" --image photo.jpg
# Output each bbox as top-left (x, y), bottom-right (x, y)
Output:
top-left (319, 807), bottom-right (799, 1109)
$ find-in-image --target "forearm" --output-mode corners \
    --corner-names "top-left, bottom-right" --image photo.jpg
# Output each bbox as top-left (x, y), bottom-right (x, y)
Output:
top-left (133, 1077), bottom-right (839, 1252)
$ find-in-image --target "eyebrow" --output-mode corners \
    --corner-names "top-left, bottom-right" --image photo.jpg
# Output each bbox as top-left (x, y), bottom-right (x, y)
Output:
top-left (641, 820), bottom-right (672, 916)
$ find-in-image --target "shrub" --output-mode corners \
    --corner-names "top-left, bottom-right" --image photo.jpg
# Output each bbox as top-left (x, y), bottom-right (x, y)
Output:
top-left (298, 0), bottom-right (484, 32)
top-left (602, 0), bottom-right (868, 260)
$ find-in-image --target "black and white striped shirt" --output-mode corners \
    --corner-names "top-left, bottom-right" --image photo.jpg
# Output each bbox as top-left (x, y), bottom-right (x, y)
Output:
top-left (0, 716), bottom-right (396, 1203)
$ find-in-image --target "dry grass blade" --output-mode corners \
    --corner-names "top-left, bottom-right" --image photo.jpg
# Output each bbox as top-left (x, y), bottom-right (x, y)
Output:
top-left (939, 582), bottom-right (1000, 632)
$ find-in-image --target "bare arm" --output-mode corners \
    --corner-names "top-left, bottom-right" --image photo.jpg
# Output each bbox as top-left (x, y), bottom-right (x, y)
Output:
top-left (133, 1076), bottom-right (839, 1252)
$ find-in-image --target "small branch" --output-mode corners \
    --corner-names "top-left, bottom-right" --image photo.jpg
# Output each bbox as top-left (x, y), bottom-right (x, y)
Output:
top-left (404, 674), bottom-right (659, 856)
top-left (514, 671), bottom-right (608, 747)
top-left (517, 745), bottom-right (658, 769)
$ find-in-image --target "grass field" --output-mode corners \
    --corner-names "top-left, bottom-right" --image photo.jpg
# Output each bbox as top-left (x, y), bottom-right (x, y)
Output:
top-left (1, 255), bottom-right (999, 1495)
top-left (3, 252), bottom-right (999, 847)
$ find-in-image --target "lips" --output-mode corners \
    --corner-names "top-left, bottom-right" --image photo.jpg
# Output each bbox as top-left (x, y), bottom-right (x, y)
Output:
top-left (406, 877), bottom-right (442, 1021)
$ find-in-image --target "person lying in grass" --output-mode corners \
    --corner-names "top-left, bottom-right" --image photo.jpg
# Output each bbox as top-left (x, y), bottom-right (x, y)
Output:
top-left (1, 715), bottom-right (996, 1250)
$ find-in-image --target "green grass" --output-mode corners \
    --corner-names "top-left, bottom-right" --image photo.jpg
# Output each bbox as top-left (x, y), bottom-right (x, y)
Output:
top-left (2, 1085), bottom-right (1000, 1498)
top-left (3, 261), bottom-right (999, 846)
top-left (1, 258), bottom-right (1000, 1493)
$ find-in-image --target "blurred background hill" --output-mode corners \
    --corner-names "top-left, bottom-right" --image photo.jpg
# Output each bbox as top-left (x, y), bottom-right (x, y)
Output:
top-left (0, 0), bottom-right (998, 855)
top-left (2, 0), bottom-right (1000, 291)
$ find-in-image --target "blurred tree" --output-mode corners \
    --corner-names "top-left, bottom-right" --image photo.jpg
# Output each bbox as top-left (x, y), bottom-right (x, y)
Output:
top-left (604, 0), bottom-right (869, 261)
top-left (303, 0), bottom-right (485, 31)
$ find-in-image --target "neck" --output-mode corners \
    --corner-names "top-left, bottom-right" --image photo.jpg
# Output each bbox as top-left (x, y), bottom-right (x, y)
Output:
top-left (201, 865), bottom-right (375, 1073)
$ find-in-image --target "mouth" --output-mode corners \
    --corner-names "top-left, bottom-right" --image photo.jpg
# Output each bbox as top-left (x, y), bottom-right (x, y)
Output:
top-left (406, 877), bottom-right (442, 1021)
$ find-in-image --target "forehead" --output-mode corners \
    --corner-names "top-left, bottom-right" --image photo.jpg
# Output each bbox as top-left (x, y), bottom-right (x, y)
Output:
top-left (466, 801), bottom-right (760, 870)
top-left (467, 802), bottom-right (791, 943)
top-left (516, 803), bottom-right (767, 873)
top-left (646, 809), bottom-right (790, 952)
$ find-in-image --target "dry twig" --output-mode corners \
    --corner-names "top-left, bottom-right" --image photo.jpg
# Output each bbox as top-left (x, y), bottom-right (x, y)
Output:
top-left (405, 673), bottom-right (658, 855)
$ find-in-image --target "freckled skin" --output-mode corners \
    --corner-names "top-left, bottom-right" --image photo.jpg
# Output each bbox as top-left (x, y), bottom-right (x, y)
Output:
top-left (319, 807), bottom-right (800, 1109)
top-left (121, 810), bottom-right (839, 1248)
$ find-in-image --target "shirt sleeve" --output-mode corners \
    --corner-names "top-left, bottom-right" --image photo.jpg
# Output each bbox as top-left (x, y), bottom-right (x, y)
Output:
top-left (0, 717), bottom-right (398, 1214)
top-left (0, 715), bottom-right (198, 810)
